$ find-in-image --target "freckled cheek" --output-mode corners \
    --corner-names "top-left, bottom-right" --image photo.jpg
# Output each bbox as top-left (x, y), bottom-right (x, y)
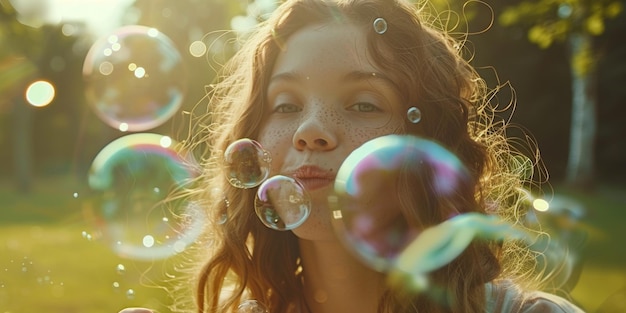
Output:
top-left (345, 124), bottom-right (400, 149)
top-left (257, 123), bottom-right (298, 172)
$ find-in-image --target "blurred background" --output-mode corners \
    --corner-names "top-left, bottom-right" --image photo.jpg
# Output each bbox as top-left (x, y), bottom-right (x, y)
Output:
top-left (1, 0), bottom-right (625, 312)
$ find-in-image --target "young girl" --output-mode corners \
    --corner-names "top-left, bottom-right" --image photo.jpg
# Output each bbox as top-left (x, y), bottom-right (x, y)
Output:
top-left (121, 0), bottom-right (585, 312)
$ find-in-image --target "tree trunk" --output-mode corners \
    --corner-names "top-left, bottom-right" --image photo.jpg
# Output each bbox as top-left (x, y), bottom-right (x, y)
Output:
top-left (565, 32), bottom-right (596, 187)
top-left (13, 95), bottom-right (33, 193)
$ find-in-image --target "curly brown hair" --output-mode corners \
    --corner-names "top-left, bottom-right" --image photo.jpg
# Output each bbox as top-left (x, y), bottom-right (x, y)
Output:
top-left (169, 0), bottom-right (547, 312)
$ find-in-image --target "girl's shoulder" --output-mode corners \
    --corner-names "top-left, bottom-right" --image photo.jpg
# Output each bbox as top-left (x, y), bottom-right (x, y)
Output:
top-left (485, 280), bottom-right (586, 313)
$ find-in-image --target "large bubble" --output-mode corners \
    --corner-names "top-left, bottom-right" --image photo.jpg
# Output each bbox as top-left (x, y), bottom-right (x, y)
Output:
top-left (83, 25), bottom-right (187, 132)
top-left (330, 135), bottom-right (534, 291)
top-left (88, 133), bottom-right (202, 260)
top-left (330, 135), bottom-right (472, 272)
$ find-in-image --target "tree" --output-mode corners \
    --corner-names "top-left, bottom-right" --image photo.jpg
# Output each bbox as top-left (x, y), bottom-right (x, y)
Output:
top-left (499, 0), bottom-right (624, 187)
top-left (1, 2), bottom-right (40, 191)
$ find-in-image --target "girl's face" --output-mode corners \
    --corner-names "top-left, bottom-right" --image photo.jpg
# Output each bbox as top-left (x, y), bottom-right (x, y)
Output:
top-left (257, 22), bottom-right (405, 241)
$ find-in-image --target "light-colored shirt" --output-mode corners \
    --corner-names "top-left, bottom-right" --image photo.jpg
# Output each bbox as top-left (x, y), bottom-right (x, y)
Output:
top-left (486, 280), bottom-right (586, 313)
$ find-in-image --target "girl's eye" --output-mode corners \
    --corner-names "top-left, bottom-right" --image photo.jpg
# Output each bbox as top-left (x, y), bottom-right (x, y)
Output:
top-left (350, 102), bottom-right (380, 113)
top-left (274, 103), bottom-right (301, 113)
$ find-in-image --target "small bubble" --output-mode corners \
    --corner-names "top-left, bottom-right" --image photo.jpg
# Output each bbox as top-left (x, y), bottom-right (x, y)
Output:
top-left (116, 264), bottom-right (126, 275)
top-left (373, 17), bottom-right (388, 34)
top-left (224, 138), bottom-right (271, 189)
top-left (407, 107), bottom-right (422, 124)
top-left (254, 175), bottom-right (310, 230)
top-left (217, 212), bottom-right (228, 225)
top-left (126, 288), bottom-right (135, 299)
top-left (73, 192), bottom-right (79, 198)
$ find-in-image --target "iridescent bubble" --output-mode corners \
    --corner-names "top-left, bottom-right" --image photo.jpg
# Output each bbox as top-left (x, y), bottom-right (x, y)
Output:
top-left (88, 133), bottom-right (204, 260)
top-left (389, 213), bottom-right (531, 292)
top-left (83, 25), bottom-right (187, 132)
top-left (373, 17), bottom-right (388, 34)
top-left (224, 138), bottom-right (271, 189)
top-left (255, 175), bottom-right (311, 231)
top-left (237, 299), bottom-right (269, 313)
top-left (406, 107), bottom-right (422, 124)
top-left (330, 134), bottom-right (472, 272)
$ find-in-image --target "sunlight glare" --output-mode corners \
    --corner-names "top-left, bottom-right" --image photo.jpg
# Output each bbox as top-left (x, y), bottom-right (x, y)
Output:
top-left (25, 80), bottom-right (55, 107)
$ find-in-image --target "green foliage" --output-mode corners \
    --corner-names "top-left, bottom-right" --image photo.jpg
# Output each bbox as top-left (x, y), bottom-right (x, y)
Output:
top-left (0, 1), bottom-right (39, 98)
top-left (499, 0), bottom-right (624, 49)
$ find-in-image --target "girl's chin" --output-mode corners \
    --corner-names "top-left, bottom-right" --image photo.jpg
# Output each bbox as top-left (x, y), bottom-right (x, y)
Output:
top-left (291, 205), bottom-right (336, 241)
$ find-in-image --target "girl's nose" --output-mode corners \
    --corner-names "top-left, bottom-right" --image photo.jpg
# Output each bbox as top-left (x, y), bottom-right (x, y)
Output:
top-left (292, 112), bottom-right (337, 151)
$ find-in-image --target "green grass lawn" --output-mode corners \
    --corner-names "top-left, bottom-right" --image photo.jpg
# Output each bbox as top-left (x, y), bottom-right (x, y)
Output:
top-left (0, 224), bottom-right (173, 313)
top-left (1, 176), bottom-right (176, 313)
top-left (1, 176), bottom-right (625, 312)
top-left (556, 183), bottom-right (626, 312)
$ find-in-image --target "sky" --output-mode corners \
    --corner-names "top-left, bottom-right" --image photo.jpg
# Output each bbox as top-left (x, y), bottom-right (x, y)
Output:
top-left (11, 0), bottom-right (134, 38)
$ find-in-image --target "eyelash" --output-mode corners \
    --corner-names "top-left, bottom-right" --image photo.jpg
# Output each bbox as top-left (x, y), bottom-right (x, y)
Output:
top-left (273, 103), bottom-right (301, 113)
top-left (274, 101), bottom-right (381, 114)
top-left (349, 102), bottom-right (381, 113)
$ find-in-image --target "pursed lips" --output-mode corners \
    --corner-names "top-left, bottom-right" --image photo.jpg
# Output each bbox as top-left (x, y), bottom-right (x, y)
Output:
top-left (289, 165), bottom-right (336, 191)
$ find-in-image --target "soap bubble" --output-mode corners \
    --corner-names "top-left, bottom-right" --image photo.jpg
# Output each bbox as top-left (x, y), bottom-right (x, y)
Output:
top-left (88, 133), bottom-right (203, 260)
top-left (406, 107), bottom-right (422, 124)
top-left (373, 17), bottom-right (388, 34)
top-left (83, 25), bottom-right (187, 132)
top-left (255, 175), bottom-right (311, 230)
top-left (330, 134), bottom-right (472, 272)
top-left (224, 138), bottom-right (271, 189)
top-left (390, 212), bottom-right (531, 292)
top-left (237, 299), bottom-right (269, 313)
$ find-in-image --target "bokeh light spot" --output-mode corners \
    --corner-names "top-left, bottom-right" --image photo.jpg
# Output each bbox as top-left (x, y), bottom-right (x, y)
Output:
top-left (533, 198), bottom-right (550, 212)
top-left (25, 80), bottom-right (55, 107)
top-left (189, 40), bottom-right (207, 57)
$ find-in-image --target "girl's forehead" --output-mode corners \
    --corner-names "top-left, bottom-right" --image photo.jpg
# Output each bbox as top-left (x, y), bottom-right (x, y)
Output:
top-left (273, 22), bottom-right (378, 74)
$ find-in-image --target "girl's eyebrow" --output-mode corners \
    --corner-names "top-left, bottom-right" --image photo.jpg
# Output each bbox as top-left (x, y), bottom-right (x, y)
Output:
top-left (269, 70), bottom-right (396, 88)
top-left (343, 70), bottom-right (397, 89)
top-left (269, 71), bottom-right (301, 85)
